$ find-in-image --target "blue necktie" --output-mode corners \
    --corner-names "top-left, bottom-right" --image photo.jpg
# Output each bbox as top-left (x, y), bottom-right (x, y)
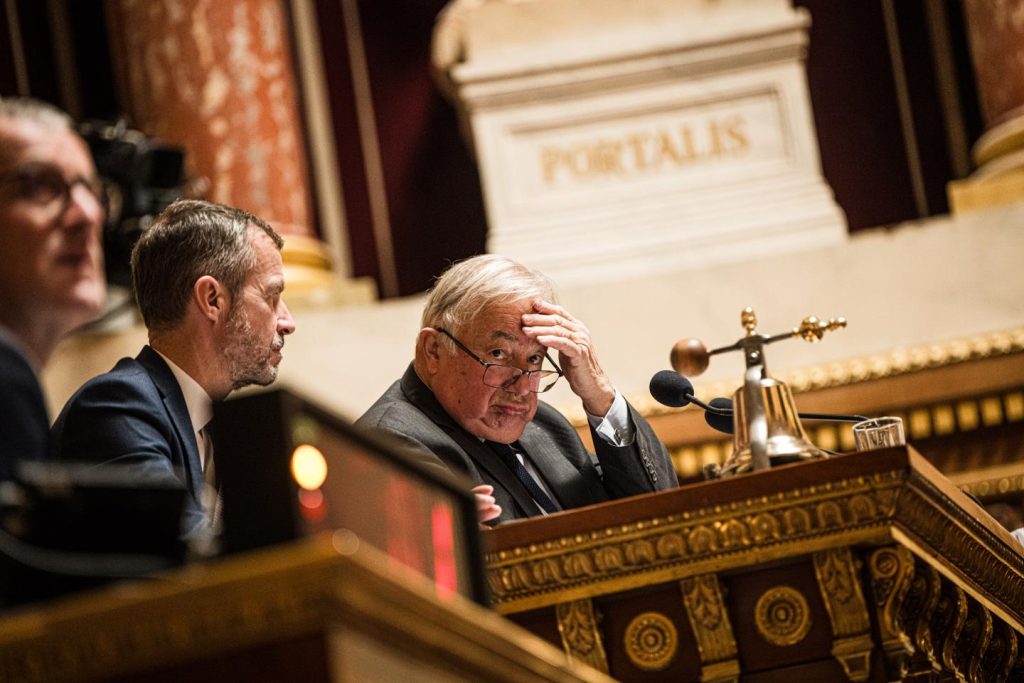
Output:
top-left (485, 441), bottom-right (559, 514)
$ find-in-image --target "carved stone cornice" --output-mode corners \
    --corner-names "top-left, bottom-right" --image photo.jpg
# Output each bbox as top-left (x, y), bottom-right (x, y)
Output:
top-left (485, 447), bottom-right (1024, 633)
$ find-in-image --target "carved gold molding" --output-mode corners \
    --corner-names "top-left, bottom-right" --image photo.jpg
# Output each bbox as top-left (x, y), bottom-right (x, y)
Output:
top-left (901, 469), bottom-right (1024, 628)
top-left (486, 470), bottom-right (903, 612)
top-left (486, 449), bottom-right (1024, 683)
top-left (488, 454), bottom-right (1024, 627)
top-left (680, 574), bottom-right (739, 682)
top-left (555, 599), bottom-right (610, 674)
top-left (813, 547), bottom-right (873, 681)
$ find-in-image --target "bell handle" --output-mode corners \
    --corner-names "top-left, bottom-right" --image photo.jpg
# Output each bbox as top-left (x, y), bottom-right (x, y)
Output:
top-left (757, 316), bottom-right (847, 346)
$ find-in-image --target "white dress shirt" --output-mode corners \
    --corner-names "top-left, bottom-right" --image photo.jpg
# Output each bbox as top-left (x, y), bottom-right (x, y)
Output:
top-left (153, 350), bottom-right (213, 471)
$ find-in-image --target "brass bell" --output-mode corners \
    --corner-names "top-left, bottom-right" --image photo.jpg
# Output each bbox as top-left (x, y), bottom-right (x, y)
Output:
top-left (719, 376), bottom-right (826, 476)
top-left (673, 307), bottom-right (847, 476)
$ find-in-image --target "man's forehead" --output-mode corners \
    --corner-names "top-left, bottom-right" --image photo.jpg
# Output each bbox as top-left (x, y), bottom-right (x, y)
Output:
top-left (490, 330), bottom-right (519, 343)
top-left (0, 120), bottom-right (29, 168)
top-left (0, 120), bottom-right (92, 172)
top-left (484, 328), bottom-right (545, 353)
top-left (244, 232), bottom-right (284, 286)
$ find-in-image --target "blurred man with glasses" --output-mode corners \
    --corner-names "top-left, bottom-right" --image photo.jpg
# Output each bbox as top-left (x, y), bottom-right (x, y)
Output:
top-left (358, 255), bottom-right (676, 524)
top-left (0, 97), bottom-right (106, 482)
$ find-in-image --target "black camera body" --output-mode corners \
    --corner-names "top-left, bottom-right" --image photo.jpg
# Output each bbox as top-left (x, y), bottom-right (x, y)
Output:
top-left (79, 120), bottom-right (187, 287)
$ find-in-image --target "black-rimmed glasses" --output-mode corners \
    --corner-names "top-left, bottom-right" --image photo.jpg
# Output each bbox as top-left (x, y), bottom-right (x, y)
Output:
top-left (0, 161), bottom-right (108, 219)
top-left (437, 327), bottom-right (563, 393)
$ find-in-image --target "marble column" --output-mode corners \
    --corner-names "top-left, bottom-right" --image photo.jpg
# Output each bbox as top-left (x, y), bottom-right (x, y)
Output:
top-left (105, 0), bottom-right (340, 293)
top-left (951, 0), bottom-right (1024, 211)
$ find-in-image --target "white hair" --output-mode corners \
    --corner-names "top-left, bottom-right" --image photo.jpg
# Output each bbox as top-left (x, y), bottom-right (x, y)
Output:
top-left (421, 254), bottom-right (556, 336)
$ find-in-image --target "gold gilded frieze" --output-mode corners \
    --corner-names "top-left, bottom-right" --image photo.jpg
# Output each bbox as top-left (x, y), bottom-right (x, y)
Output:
top-left (486, 471), bottom-right (903, 612)
top-left (487, 448), bottom-right (1024, 626)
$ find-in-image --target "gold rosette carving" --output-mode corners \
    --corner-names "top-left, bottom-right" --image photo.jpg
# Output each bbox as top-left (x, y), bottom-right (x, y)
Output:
top-left (754, 586), bottom-right (812, 647)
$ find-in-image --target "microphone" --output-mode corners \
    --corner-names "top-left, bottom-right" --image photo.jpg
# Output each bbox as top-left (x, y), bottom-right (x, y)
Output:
top-left (704, 397), bottom-right (735, 434)
top-left (702, 397), bottom-right (869, 434)
top-left (649, 370), bottom-right (730, 414)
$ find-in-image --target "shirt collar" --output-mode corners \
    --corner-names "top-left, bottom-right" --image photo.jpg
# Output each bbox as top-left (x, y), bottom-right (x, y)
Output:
top-left (153, 349), bottom-right (213, 434)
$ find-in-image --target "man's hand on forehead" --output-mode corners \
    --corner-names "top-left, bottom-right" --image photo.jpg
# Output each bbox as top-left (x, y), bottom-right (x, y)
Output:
top-left (520, 300), bottom-right (587, 350)
top-left (521, 300), bottom-right (615, 416)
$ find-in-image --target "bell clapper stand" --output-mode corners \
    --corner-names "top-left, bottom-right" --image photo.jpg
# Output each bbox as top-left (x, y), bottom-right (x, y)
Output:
top-left (671, 307), bottom-right (847, 477)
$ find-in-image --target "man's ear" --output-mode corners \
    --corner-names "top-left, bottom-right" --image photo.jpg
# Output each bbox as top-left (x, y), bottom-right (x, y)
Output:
top-left (417, 328), bottom-right (442, 374)
top-left (194, 275), bottom-right (228, 323)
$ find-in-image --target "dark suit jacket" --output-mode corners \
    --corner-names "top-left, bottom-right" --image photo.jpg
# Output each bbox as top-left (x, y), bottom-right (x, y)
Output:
top-left (0, 334), bottom-right (49, 483)
top-left (49, 346), bottom-right (208, 536)
top-left (357, 365), bottom-right (678, 523)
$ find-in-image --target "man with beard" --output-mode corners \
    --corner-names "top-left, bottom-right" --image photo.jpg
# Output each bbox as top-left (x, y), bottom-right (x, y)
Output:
top-left (0, 97), bottom-right (106, 482)
top-left (50, 199), bottom-right (296, 537)
top-left (358, 255), bottom-right (677, 524)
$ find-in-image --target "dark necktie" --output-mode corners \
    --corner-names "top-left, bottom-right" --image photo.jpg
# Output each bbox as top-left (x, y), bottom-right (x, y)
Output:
top-left (199, 423), bottom-right (222, 528)
top-left (485, 441), bottom-right (559, 514)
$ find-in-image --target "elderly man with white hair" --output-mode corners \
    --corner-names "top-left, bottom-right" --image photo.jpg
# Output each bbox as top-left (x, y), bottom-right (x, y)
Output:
top-left (358, 254), bottom-right (677, 524)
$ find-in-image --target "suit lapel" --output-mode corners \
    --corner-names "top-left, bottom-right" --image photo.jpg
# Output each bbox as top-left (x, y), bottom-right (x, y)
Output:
top-left (136, 346), bottom-right (204, 501)
top-left (399, 365), bottom-right (541, 516)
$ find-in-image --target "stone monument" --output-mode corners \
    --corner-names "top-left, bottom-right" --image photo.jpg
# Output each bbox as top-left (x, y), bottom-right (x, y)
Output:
top-left (434, 0), bottom-right (847, 284)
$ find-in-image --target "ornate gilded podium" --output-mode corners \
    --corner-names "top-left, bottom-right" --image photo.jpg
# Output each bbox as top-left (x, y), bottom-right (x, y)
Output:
top-left (484, 446), bottom-right (1024, 682)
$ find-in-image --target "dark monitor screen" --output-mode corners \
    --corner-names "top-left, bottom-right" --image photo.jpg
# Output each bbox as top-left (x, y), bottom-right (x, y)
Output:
top-left (211, 388), bottom-right (486, 605)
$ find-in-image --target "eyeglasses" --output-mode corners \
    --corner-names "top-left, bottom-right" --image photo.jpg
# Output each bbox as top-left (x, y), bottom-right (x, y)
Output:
top-left (0, 161), bottom-right (108, 219)
top-left (436, 327), bottom-right (563, 393)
